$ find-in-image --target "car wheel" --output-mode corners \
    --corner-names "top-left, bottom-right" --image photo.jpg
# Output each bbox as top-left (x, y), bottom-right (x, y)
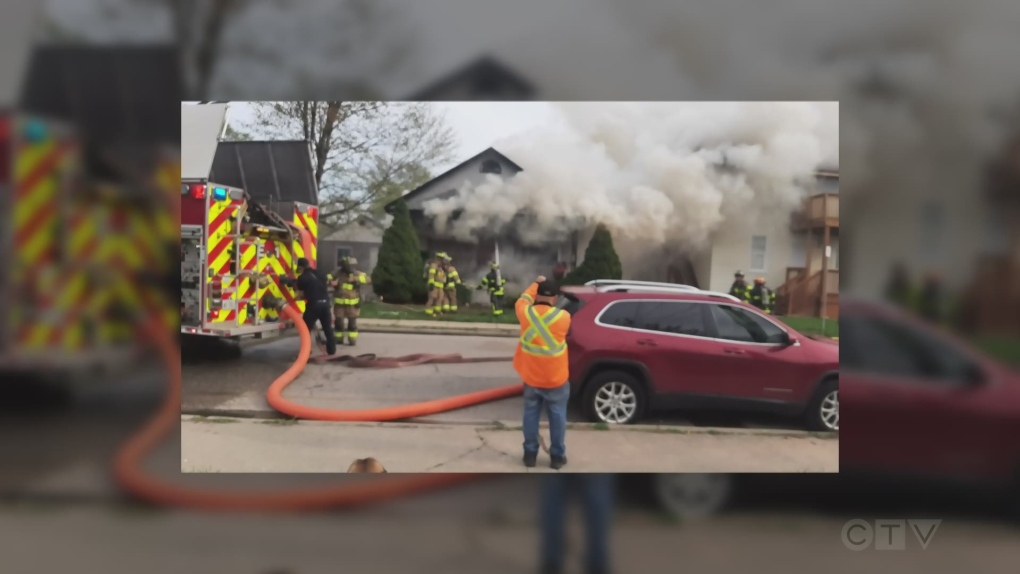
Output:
top-left (806, 378), bottom-right (839, 432)
top-left (654, 473), bottom-right (733, 520)
top-left (582, 370), bottom-right (646, 424)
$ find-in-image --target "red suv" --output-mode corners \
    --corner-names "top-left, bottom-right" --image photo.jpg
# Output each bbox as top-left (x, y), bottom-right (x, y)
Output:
top-left (561, 284), bottom-right (839, 430)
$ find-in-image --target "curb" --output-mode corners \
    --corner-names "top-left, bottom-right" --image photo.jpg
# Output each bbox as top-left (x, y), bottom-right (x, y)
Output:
top-left (180, 412), bottom-right (837, 439)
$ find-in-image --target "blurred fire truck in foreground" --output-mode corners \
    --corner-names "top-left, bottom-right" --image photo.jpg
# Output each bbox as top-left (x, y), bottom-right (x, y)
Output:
top-left (180, 103), bottom-right (320, 340)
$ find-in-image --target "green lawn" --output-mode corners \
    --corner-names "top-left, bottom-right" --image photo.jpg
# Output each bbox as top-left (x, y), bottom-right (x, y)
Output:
top-left (363, 301), bottom-right (841, 337)
top-left (970, 336), bottom-right (1020, 367)
top-left (360, 301), bottom-right (520, 324)
top-left (776, 315), bottom-right (839, 338)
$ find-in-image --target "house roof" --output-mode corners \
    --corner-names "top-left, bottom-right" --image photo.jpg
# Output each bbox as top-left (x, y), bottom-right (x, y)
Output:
top-left (408, 56), bottom-right (536, 101)
top-left (19, 46), bottom-right (181, 146)
top-left (210, 140), bottom-right (319, 206)
top-left (384, 147), bottom-right (523, 213)
top-left (816, 169), bottom-right (839, 178)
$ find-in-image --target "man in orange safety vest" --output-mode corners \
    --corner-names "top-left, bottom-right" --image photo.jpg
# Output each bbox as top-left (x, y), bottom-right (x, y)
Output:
top-left (514, 275), bottom-right (572, 470)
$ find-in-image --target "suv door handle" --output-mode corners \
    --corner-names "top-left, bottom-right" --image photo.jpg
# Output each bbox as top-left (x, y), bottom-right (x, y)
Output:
top-left (637, 338), bottom-right (658, 347)
top-left (723, 347), bottom-right (746, 355)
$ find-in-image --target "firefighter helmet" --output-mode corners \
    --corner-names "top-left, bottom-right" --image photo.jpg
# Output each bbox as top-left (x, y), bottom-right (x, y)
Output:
top-left (735, 270), bottom-right (744, 278)
top-left (490, 261), bottom-right (499, 269)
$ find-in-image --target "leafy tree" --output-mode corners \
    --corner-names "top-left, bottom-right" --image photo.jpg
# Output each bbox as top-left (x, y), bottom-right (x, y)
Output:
top-left (371, 200), bottom-right (426, 303)
top-left (41, 0), bottom-right (416, 100)
top-left (229, 101), bottom-right (456, 226)
top-left (561, 224), bottom-right (622, 285)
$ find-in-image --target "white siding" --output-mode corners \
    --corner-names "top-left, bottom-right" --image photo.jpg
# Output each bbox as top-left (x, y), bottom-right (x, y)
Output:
top-left (706, 216), bottom-right (795, 292)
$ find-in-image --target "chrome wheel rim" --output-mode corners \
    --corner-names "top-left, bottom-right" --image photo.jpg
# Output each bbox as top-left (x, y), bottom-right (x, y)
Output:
top-left (594, 382), bottom-right (637, 423)
top-left (820, 390), bottom-right (839, 430)
top-left (655, 473), bottom-right (732, 520)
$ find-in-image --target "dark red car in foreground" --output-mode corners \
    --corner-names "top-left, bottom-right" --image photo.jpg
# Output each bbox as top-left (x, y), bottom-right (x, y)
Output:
top-left (839, 299), bottom-right (1020, 489)
top-left (561, 282), bottom-right (840, 431)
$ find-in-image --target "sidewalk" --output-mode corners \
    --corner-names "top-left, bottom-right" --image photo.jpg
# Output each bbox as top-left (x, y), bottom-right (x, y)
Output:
top-left (358, 317), bottom-right (519, 337)
top-left (181, 417), bottom-right (839, 473)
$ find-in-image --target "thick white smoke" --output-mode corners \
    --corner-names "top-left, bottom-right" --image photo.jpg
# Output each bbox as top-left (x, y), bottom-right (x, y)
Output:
top-left (422, 102), bottom-right (837, 252)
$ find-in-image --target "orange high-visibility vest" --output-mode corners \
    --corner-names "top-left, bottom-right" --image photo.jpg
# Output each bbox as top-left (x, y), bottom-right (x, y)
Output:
top-left (513, 283), bottom-right (571, 388)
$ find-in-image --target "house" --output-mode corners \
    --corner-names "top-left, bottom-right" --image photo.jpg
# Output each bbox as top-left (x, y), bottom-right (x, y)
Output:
top-left (384, 147), bottom-right (577, 288)
top-left (408, 56), bottom-right (536, 101)
top-left (318, 214), bottom-right (386, 276)
top-left (672, 171), bottom-right (839, 318)
top-left (572, 170), bottom-right (840, 318)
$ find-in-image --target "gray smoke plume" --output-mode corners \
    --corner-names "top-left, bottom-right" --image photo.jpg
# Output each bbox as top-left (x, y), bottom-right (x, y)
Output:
top-left (422, 102), bottom-right (837, 254)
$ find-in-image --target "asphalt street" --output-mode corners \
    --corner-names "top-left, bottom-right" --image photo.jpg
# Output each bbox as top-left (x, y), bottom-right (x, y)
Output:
top-left (181, 331), bottom-right (810, 430)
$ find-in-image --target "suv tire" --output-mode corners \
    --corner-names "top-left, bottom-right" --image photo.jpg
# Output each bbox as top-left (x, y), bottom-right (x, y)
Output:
top-left (654, 473), bottom-right (733, 520)
top-left (582, 370), bottom-right (647, 425)
top-left (805, 378), bottom-right (839, 432)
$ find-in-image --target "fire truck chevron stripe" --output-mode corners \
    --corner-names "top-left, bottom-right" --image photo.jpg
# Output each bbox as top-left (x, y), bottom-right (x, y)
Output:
top-left (14, 138), bottom-right (69, 266)
top-left (293, 210), bottom-right (318, 263)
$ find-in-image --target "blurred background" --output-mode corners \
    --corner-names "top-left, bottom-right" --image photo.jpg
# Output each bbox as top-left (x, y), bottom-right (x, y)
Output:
top-left (3, 0), bottom-right (1019, 572)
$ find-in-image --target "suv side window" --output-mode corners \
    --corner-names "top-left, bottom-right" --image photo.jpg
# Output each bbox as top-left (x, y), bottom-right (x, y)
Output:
top-left (841, 314), bottom-right (982, 386)
top-left (709, 305), bottom-right (787, 344)
top-left (596, 301), bottom-right (638, 328)
top-left (634, 301), bottom-right (710, 337)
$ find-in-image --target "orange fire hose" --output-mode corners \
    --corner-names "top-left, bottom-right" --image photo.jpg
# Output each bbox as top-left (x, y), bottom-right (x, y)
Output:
top-left (114, 303), bottom-right (520, 511)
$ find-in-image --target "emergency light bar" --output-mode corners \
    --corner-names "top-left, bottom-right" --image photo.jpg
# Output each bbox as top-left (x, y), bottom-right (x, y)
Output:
top-left (23, 119), bottom-right (46, 142)
top-left (212, 187), bottom-right (227, 201)
top-left (189, 184), bottom-right (205, 199)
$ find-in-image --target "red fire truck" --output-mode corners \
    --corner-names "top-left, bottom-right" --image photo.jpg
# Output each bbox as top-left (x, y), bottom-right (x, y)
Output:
top-left (181, 103), bottom-right (320, 340)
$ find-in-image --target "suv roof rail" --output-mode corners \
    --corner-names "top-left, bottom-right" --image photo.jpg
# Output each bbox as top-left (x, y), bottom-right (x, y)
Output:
top-left (596, 284), bottom-right (743, 302)
top-left (585, 279), bottom-right (701, 290)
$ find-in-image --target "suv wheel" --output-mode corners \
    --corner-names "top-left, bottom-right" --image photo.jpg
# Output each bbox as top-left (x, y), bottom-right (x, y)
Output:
top-left (582, 370), bottom-right (646, 424)
top-left (654, 473), bottom-right (733, 520)
top-left (806, 378), bottom-right (839, 432)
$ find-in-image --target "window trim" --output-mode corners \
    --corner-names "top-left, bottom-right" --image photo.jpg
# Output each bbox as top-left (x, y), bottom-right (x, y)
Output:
top-left (750, 234), bottom-right (768, 272)
top-left (336, 246), bottom-right (353, 265)
top-left (480, 159), bottom-right (503, 174)
top-left (593, 298), bottom-right (796, 347)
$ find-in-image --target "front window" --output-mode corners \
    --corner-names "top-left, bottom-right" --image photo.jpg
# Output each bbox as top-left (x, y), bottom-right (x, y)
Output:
top-left (840, 315), bottom-right (982, 386)
top-left (750, 235), bottom-right (767, 272)
top-left (709, 305), bottom-right (787, 344)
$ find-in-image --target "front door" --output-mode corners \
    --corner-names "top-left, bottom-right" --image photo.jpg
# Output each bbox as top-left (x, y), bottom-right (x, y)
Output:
top-left (703, 304), bottom-right (803, 401)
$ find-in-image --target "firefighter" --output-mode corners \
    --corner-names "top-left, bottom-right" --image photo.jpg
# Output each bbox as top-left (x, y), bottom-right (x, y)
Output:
top-left (425, 252), bottom-right (447, 318)
top-left (729, 270), bottom-right (750, 302)
top-left (478, 261), bottom-right (508, 316)
top-left (749, 277), bottom-right (776, 314)
top-left (331, 255), bottom-right (370, 346)
top-left (293, 258), bottom-right (336, 356)
top-left (442, 254), bottom-right (462, 313)
top-left (916, 270), bottom-right (944, 324)
top-left (884, 261), bottom-right (915, 310)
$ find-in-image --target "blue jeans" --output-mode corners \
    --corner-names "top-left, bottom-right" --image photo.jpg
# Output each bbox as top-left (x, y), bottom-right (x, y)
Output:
top-left (540, 474), bottom-right (616, 574)
top-left (523, 382), bottom-right (570, 458)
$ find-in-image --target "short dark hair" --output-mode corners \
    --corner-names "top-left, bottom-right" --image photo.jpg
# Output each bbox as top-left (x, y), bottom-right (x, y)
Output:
top-left (296, 258), bottom-right (310, 268)
top-left (536, 279), bottom-right (560, 297)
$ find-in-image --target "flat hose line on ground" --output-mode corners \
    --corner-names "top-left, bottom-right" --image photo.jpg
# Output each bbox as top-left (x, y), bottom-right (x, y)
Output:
top-left (114, 303), bottom-right (515, 511)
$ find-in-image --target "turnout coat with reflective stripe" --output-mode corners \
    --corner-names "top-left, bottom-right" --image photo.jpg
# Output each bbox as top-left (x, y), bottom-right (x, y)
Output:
top-left (513, 283), bottom-right (571, 389)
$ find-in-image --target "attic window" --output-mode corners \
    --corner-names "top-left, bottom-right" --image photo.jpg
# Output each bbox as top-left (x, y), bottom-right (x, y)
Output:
top-left (481, 160), bottom-right (502, 174)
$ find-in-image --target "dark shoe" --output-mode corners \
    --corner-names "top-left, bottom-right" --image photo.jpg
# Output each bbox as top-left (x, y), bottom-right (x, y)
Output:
top-left (348, 339), bottom-right (357, 346)
top-left (523, 452), bottom-right (537, 468)
top-left (550, 456), bottom-right (567, 470)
